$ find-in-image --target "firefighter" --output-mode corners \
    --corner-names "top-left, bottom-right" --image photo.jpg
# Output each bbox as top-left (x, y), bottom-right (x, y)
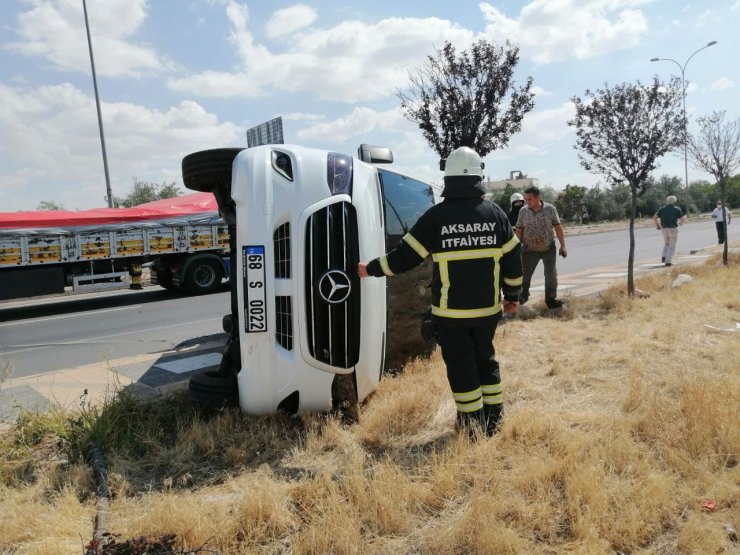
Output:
top-left (508, 192), bottom-right (525, 227)
top-left (358, 147), bottom-right (523, 436)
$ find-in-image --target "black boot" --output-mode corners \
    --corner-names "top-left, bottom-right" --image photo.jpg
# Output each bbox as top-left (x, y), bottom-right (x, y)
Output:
top-left (484, 404), bottom-right (503, 436)
top-left (456, 409), bottom-right (484, 439)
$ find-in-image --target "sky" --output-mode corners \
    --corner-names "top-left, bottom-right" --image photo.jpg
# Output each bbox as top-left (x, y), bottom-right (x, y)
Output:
top-left (1, 0), bottom-right (738, 211)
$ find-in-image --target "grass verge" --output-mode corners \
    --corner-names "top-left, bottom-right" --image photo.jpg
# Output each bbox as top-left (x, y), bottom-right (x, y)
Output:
top-left (1, 254), bottom-right (738, 554)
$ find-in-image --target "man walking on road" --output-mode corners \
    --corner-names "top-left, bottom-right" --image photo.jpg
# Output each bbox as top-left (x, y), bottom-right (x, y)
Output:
top-left (357, 147), bottom-right (523, 437)
top-left (653, 195), bottom-right (686, 266)
top-left (711, 201), bottom-right (732, 244)
top-left (514, 186), bottom-right (567, 309)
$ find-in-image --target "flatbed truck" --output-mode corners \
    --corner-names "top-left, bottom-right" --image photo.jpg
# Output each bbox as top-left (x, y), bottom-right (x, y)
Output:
top-left (0, 193), bottom-right (229, 301)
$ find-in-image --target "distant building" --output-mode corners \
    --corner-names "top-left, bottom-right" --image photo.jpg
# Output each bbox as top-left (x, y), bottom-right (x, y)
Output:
top-left (481, 171), bottom-right (540, 194)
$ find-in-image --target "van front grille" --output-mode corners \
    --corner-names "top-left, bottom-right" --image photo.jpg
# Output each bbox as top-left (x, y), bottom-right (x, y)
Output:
top-left (273, 223), bottom-right (291, 278)
top-left (275, 295), bottom-right (293, 350)
top-left (304, 202), bottom-right (360, 368)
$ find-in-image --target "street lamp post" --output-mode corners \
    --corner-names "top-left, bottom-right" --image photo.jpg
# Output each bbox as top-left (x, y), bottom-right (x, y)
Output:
top-left (651, 40), bottom-right (717, 190)
top-left (82, 0), bottom-right (114, 208)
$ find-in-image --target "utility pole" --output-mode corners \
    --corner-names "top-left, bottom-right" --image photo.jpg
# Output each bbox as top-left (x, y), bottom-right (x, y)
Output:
top-left (82, 0), bottom-right (114, 207)
top-left (651, 40), bottom-right (717, 190)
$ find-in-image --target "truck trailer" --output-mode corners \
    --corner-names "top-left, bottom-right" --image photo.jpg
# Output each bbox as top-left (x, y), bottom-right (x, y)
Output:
top-left (0, 193), bottom-right (229, 301)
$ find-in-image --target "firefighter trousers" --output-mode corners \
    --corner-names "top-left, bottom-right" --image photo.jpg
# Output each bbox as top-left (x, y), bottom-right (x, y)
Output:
top-left (436, 317), bottom-right (503, 435)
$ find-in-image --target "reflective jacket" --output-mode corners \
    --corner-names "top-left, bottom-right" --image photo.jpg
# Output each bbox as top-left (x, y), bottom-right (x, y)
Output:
top-left (366, 197), bottom-right (523, 327)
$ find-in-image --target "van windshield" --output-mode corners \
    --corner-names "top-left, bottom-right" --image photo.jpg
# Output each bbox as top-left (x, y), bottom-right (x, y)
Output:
top-left (377, 169), bottom-right (435, 238)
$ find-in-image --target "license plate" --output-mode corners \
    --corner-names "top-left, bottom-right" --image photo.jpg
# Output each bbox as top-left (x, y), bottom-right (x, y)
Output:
top-left (243, 245), bottom-right (267, 333)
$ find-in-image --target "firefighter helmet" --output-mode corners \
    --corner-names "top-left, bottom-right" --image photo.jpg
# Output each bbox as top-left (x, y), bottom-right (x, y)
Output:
top-left (510, 192), bottom-right (524, 204)
top-left (443, 147), bottom-right (484, 178)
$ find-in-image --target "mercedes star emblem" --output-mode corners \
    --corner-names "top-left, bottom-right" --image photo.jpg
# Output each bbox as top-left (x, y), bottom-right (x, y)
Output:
top-left (318, 269), bottom-right (352, 304)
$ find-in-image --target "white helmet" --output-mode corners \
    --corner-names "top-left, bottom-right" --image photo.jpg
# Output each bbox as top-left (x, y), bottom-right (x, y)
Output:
top-left (443, 147), bottom-right (484, 178)
top-left (510, 192), bottom-right (524, 204)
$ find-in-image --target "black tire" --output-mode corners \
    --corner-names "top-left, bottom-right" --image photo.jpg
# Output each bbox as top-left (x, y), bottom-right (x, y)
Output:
top-left (189, 370), bottom-right (238, 408)
top-left (184, 259), bottom-right (223, 294)
top-left (152, 261), bottom-right (178, 291)
top-left (157, 272), bottom-right (176, 291)
top-left (222, 314), bottom-right (233, 333)
top-left (182, 148), bottom-right (244, 193)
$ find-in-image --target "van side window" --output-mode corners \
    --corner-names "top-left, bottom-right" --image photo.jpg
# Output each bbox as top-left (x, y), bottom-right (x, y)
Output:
top-left (378, 169), bottom-right (435, 238)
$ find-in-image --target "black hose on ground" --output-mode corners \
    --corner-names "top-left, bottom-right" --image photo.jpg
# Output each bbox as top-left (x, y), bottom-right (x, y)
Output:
top-left (85, 442), bottom-right (111, 540)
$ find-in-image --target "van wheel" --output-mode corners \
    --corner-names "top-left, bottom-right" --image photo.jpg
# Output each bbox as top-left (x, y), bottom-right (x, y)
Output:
top-left (184, 259), bottom-right (222, 294)
top-left (182, 148), bottom-right (244, 193)
top-left (189, 370), bottom-right (238, 408)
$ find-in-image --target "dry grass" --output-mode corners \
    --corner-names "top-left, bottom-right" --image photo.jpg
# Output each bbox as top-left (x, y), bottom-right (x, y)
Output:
top-left (1, 254), bottom-right (739, 554)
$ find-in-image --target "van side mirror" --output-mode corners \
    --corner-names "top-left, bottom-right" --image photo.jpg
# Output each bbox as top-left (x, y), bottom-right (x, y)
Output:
top-left (357, 144), bottom-right (394, 164)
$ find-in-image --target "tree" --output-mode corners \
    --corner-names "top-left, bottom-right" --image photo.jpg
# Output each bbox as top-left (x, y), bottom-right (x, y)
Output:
top-left (37, 200), bottom-right (64, 210)
top-left (398, 39), bottom-right (535, 158)
top-left (583, 185), bottom-right (625, 222)
top-left (113, 178), bottom-right (182, 208)
top-left (687, 110), bottom-right (740, 265)
top-left (555, 184), bottom-right (588, 223)
top-left (636, 175), bottom-right (686, 218)
top-left (569, 77), bottom-right (685, 296)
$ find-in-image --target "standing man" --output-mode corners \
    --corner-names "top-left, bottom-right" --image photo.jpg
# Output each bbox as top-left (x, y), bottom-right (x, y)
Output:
top-left (711, 200), bottom-right (732, 244)
top-left (514, 186), bottom-right (567, 308)
top-left (358, 147), bottom-right (523, 437)
top-left (653, 195), bottom-right (686, 266)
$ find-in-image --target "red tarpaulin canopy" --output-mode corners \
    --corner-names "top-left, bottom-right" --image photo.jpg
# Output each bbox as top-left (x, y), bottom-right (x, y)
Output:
top-left (0, 192), bottom-right (219, 229)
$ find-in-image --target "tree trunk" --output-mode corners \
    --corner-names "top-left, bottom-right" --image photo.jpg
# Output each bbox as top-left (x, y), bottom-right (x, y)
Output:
top-left (627, 186), bottom-right (637, 296)
top-left (720, 178), bottom-right (729, 266)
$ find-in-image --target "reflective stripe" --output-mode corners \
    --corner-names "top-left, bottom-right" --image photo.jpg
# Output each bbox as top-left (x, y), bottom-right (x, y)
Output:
top-left (504, 276), bottom-right (523, 286)
top-left (453, 388), bottom-right (482, 402)
top-left (431, 242), bottom-right (516, 318)
top-left (501, 235), bottom-right (520, 254)
top-left (402, 233), bottom-right (430, 259)
top-left (482, 384), bottom-right (503, 405)
top-left (379, 256), bottom-right (394, 276)
top-left (432, 305), bottom-right (501, 318)
top-left (433, 248), bottom-right (502, 262)
top-left (457, 399), bottom-right (484, 412)
top-left (439, 260), bottom-right (450, 309)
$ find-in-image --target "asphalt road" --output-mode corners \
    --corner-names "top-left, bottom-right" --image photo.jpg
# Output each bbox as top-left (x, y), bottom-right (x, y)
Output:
top-left (0, 287), bottom-right (230, 379)
top-left (533, 219), bottom-right (719, 276)
top-left (0, 219), bottom-right (724, 380)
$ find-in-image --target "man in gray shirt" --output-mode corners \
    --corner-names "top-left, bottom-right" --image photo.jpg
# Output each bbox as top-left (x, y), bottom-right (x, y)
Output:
top-left (515, 186), bottom-right (568, 308)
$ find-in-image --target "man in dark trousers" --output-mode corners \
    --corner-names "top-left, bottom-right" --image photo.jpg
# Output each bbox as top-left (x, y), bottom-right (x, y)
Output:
top-left (358, 147), bottom-right (523, 437)
top-left (515, 186), bottom-right (568, 308)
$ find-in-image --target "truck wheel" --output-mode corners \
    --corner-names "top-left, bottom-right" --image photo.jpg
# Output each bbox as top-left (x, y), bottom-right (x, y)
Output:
top-left (189, 370), bottom-right (238, 408)
top-left (182, 148), bottom-right (244, 193)
top-left (157, 272), bottom-right (176, 291)
top-left (184, 259), bottom-right (222, 294)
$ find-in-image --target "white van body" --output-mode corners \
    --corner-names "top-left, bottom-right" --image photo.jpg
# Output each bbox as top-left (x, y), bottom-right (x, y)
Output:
top-left (231, 145), bottom-right (389, 413)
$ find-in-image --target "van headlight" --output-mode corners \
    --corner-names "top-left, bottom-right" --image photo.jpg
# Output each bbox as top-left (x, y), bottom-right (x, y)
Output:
top-left (327, 152), bottom-right (353, 196)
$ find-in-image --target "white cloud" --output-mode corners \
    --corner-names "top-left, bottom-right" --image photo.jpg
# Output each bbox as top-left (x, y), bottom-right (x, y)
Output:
top-left (6, 0), bottom-right (173, 77)
top-left (531, 86), bottom-right (552, 96)
top-left (282, 112), bottom-right (326, 122)
top-left (495, 102), bottom-right (577, 161)
top-left (733, 0), bottom-right (740, 11)
top-left (710, 77), bottom-right (735, 91)
top-left (296, 106), bottom-right (403, 143)
top-left (480, 0), bottom-right (650, 64)
top-left (266, 4), bottom-right (318, 38)
top-left (168, 0), bottom-right (474, 102)
top-left (0, 82), bottom-right (240, 210)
